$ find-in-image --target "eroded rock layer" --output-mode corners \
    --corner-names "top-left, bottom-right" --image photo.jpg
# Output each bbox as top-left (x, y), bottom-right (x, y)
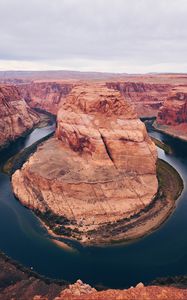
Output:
top-left (12, 83), bottom-right (158, 244)
top-left (107, 81), bottom-right (171, 117)
top-left (18, 81), bottom-right (73, 115)
top-left (0, 85), bottom-right (39, 148)
top-left (155, 89), bottom-right (187, 141)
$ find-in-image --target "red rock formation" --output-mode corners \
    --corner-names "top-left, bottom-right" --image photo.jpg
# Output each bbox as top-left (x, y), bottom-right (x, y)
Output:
top-left (155, 89), bottom-right (187, 141)
top-left (107, 82), bottom-right (172, 117)
top-left (157, 92), bottom-right (187, 125)
top-left (0, 84), bottom-right (39, 148)
top-left (12, 83), bottom-right (159, 244)
top-left (33, 280), bottom-right (187, 300)
top-left (18, 81), bottom-right (73, 114)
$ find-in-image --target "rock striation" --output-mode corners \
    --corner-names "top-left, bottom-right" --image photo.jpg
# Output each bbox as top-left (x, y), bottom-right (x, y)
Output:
top-left (18, 81), bottom-right (73, 115)
top-left (0, 84), bottom-right (39, 148)
top-left (155, 89), bottom-right (187, 141)
top-left (107, 81), bottom-right (171, 117)
top-left (12, 83), bottom-right (158, 244)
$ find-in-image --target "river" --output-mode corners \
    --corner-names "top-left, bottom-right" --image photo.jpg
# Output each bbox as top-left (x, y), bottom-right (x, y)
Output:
top-left (0, 121), bottom-right (186, 289)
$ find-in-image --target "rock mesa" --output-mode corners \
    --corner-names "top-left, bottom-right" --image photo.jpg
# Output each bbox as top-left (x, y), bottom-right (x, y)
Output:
top-left (12, 84), bottom-right (158, 244)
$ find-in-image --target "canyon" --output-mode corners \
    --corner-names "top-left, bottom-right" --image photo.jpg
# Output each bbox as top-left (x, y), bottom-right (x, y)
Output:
top-left (1, 73), bottom-right (187, 299)
top-left (18, 81), bottom-right (74, 115)
top-left (12, 83), bottom-right (160, 244)
top-left (0, 84), bottom-right (39, 149)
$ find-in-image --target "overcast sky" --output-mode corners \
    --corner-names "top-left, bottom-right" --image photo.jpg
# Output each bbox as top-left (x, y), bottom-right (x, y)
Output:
top-left (0, 0), bottom-right (187, 73)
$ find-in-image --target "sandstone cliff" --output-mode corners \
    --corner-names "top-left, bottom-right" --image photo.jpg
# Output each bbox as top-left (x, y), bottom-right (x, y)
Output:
top-left (0, 84), bottom-right (39, 148)
top-left (155, 89), bottom-right (187, 141)
top-left (12, 83), bottom-right (159, 244)
top-left (107, 81), bottom-right (171, 117)
top-left (18, 81), bottom-right (73, 115)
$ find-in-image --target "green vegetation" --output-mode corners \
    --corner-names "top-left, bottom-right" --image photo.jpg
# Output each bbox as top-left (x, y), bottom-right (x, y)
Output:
top-left (152, 275), bottom-right (187, 289)
top-left (151, 136), bottom-right (172, 154)
top-left (156, 159), bottom-right (183, 201)
top-left (35, 159), bottom-right (184, 243)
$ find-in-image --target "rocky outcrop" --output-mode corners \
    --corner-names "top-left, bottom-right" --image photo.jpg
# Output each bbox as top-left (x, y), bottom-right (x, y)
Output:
top-left (155, 89), bottom-right (187, 141)
top-left (0, 84), bottom-right (39, 148)
top-left (33, 280), bottom-right (187, 300)
top-left (12, 83), bottom-right (159, 244)
top-left (18, 82), bottom-right (73, 115)
top-left (107, 82), bottom-right (171, 117)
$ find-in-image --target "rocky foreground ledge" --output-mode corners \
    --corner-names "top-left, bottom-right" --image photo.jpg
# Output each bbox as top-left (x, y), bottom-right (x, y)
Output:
top-left (12, 83), bottom-right (160, 244)
top-left (0, 254), bottom-right (187, 300)
top-left (33, 280), bottom-right (187, 300)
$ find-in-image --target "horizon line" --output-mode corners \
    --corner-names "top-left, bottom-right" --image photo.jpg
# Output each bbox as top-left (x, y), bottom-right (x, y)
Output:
top-left (0, 69), bottom-right (187, 75)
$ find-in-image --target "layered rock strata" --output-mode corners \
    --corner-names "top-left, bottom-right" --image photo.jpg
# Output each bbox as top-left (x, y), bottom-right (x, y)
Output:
top-left (12, 83), bottom-right (158, 244)
top-left (155, 89), bottom-right (187, 141)
top-left (18, 81), bottom-right (73, 115)
top-left (107, 81), bottom-right (171, 117)
top-left (0, 85), bottom-right (39, 148)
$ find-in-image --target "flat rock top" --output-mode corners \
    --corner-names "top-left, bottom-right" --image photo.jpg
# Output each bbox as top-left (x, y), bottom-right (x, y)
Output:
top-left (58, 83), bottom-right (137, 118)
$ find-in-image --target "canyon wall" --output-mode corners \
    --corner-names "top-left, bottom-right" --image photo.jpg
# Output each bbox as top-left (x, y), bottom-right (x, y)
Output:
top-left (107, 81), bottom-right (172, 117)
top-left (12, 83), bottom-right (158, 244)
top-left (157, 91), bottom-right (187, 125)
top-left (0, 85), bottom-right (39, 148)
top-left (18, 81), bottom-right (73, 115)
top-left (155, 89), bottom-right (187, 141)
top-left (18, 80), bottom-right (173, 118)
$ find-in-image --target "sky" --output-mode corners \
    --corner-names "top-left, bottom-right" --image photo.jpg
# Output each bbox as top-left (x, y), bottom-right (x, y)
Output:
top-left (0, 0), bottom-right (187, 73)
